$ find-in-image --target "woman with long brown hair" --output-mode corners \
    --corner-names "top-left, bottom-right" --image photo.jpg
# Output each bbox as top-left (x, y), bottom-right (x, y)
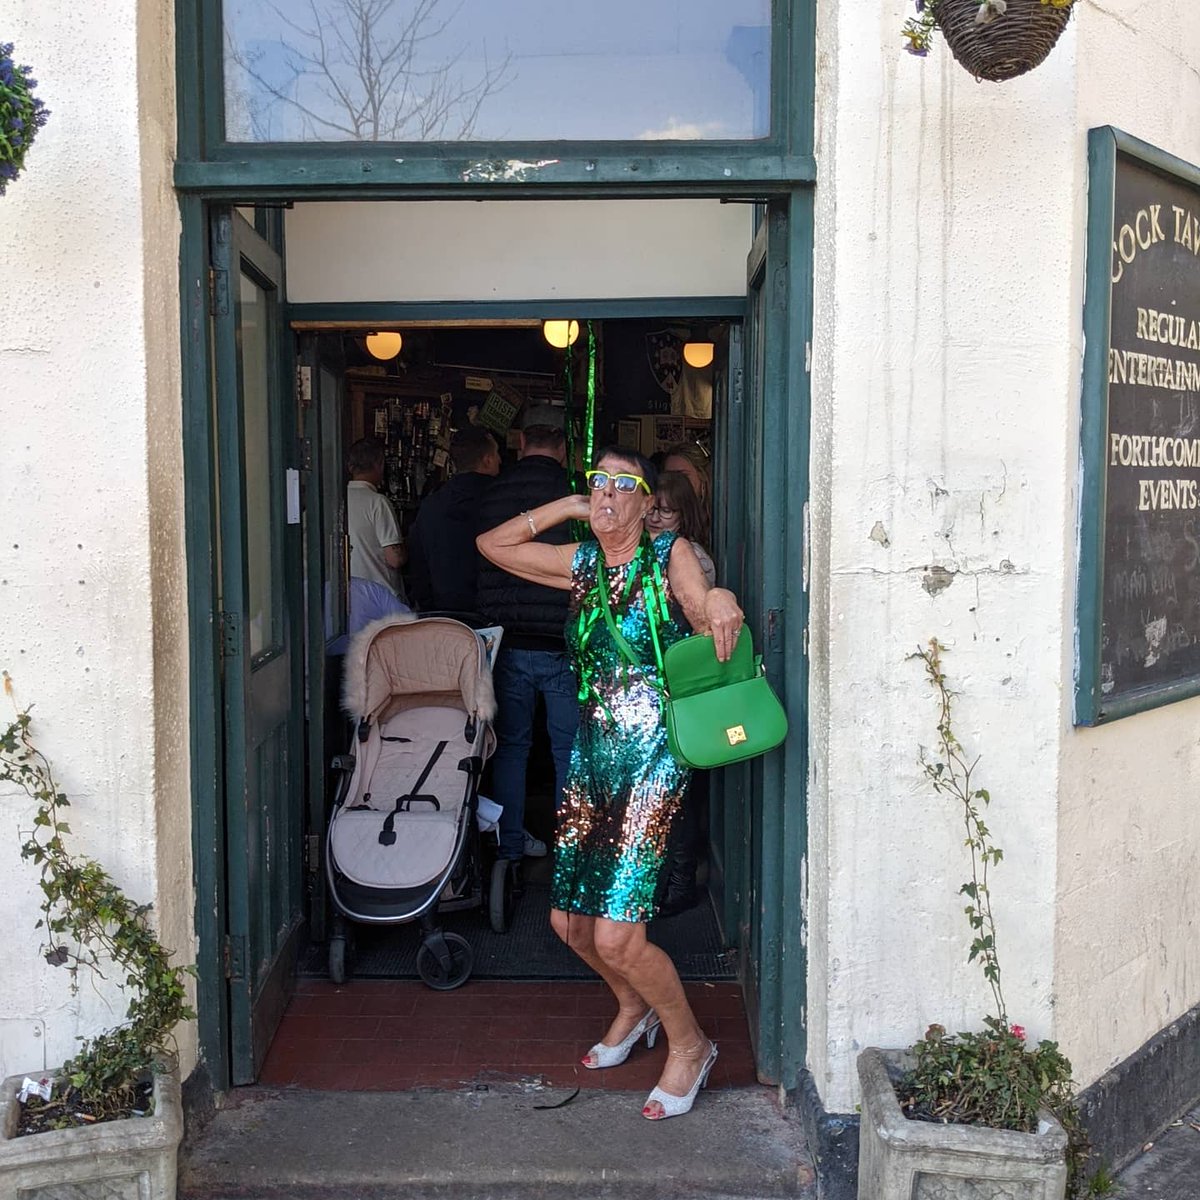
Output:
top-left (645, 470), bottom-right (715, 586)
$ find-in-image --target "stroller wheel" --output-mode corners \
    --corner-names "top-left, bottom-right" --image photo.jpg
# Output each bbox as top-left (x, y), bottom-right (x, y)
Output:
top-left (488, 858), bottom-right (516, 934)
top-left (328, 936), bottom-right (348, 985)
top-left (416, 932), bottom-right (473, 990)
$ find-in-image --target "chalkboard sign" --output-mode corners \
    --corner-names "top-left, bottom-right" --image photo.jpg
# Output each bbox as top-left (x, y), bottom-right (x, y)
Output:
top-left (1077, 129), bottom-right (1200, 723)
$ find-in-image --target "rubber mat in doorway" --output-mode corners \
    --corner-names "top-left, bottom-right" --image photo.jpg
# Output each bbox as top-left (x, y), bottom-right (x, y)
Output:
top-left (298, 881), bottom-right (737, 981)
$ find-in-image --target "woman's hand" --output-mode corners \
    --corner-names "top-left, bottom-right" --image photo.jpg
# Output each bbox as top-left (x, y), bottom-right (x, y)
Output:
top-left (563, 493), bottom-right (591, 522)
top-left (476, 494), bottom-right (585, 591)
top-left (704, 588), bottom-right (744, 662)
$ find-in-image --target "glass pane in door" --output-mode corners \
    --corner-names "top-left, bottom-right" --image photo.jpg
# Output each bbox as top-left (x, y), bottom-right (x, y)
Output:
top-left (239, 270), bottom-right (280, 658)
top-left (223, 0), bottom-right (771, 143)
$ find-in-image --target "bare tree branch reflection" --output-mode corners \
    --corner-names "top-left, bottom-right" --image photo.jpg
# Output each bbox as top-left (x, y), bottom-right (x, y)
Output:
top-left (228, 0), bottom-right (512, 141)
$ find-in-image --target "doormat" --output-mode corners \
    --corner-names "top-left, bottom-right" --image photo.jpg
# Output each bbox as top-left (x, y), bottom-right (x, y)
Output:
top-left (298, 881), bottom-right (737, 982)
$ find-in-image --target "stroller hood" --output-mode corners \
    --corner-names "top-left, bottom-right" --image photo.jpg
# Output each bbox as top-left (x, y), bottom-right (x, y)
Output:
top-left (342, 613), bottom-right (497, 724)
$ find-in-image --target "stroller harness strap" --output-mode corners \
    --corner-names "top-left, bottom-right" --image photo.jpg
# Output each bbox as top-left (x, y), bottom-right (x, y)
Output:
top-left (378, 740), bottom-right (449, 846)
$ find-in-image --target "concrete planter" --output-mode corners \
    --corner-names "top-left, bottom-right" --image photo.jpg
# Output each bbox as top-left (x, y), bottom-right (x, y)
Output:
top-left (857, 1048), bottom-right (1068, 1200)
top-left (0, 1066), bottom-right (182, 1199)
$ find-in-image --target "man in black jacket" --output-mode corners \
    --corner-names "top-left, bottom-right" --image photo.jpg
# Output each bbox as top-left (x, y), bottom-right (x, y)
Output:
top-left (476, 406), bottom-right (579, 863)
top-left (408, 425), bottom-right (501, 612)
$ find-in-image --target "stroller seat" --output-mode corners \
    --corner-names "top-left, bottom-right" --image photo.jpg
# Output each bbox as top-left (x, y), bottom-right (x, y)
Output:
top-left (326, 613), bottom-right (500, 989)
top-left (331, 706), bottom-right (476, 891)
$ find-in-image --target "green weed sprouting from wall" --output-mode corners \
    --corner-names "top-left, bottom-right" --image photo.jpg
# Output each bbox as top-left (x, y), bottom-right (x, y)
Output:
top-left (903, 641), bottom-right (1094, 1196)
top-left (1, 674), bottom-right (195, 1124)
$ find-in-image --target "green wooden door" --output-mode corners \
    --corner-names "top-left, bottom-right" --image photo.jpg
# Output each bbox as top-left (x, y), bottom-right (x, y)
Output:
top-left (718, 195), bottom-right (810, 1088)
top-left (211, 209), bottom-right (306, 1085)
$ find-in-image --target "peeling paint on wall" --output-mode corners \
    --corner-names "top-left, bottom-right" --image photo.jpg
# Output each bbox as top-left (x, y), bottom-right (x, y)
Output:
top-left (922, 564), bottom-right (956, 595)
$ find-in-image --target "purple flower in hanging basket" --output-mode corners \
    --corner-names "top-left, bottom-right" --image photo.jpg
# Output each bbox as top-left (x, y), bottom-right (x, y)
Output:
top-left (0, 41), bottom-right (50, 197)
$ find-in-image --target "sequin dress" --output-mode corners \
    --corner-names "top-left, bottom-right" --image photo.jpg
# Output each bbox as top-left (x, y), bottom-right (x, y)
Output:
top-left (552, 531), bottom-right (692, 923)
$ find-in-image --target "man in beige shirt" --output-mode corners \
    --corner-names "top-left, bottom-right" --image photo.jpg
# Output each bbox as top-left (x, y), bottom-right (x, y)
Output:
top-left (346, 437), bottom-right (408, 604)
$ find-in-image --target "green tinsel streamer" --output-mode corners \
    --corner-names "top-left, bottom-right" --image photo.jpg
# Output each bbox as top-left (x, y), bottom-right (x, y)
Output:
top-left (563, 337), bottom-right (576, 489)
top-left (585, 320), bottom-right (597, 470)
top-left (562, 330), bottom-right (588, 541)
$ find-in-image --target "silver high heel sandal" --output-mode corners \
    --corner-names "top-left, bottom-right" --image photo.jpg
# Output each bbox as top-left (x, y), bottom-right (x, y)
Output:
top-left (641, 1039), bottom-right (718, 1120)
top-left (581, 1008), bottom-right (661, 1069)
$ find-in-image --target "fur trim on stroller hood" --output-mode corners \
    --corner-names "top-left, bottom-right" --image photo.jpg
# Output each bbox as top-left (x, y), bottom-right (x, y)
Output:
top-left (341, 613), bottom-right (497, 722)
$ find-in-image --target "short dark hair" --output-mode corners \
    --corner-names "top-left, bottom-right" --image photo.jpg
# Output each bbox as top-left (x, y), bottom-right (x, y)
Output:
top-left (348, 436), bottom-right (385, 475)
top-left (451, 424), bottom-right (498, 471)
top-left (522, 424), bottom-right (566, 453)
top-left (593, 445), bottom-right (658, 493)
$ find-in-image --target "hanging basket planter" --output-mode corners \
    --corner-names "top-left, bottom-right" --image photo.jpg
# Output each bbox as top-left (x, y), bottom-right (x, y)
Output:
top-left (0, 41), bottom-right (50, 197)
top-left (903, 0), bottom-right (1074, 83)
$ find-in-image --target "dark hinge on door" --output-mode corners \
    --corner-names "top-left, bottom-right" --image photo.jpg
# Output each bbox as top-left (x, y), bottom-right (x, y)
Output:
top-left (306, 833), bottom-right (321, 877)
top-left (296, 437), bottom-right (313, 471)
top-left (208, 266), bottom-right (229, 317)
top-left (218, 610), bottom-right (241, 658)
top-left (223, 933), bottom-right (247, 980)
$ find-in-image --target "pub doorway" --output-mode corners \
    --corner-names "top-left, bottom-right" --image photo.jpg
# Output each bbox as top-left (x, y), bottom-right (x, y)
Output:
top-left (192, 195), bottom-right (805, 1094)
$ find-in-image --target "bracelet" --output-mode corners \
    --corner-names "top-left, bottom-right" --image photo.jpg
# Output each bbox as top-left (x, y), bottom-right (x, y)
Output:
top-left (523, 511), bottom-right (537, 538)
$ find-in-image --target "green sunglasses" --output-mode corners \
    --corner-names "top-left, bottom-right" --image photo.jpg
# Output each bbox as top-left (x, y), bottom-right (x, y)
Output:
top-left (585, 469), bottom-right (651, 495)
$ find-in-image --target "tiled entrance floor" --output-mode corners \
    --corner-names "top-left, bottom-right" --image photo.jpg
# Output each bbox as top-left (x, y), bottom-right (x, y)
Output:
top-left (260, 979), bottom-right (759, 1093)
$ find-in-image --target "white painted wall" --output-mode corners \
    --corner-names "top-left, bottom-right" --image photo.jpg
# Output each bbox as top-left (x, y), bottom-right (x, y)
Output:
top-left (809, 0), bottom-right (1200, 1113)
top-left (285, 199), bottom-right (752, 303)
top-left (0, 2), bottom-right (195, 1077)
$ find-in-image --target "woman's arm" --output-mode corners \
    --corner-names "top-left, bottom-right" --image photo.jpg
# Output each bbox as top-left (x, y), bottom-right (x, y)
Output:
top-left (667, 537), bottom-right (744, 661)
top-left (476, 494), bottom-right (590, 591)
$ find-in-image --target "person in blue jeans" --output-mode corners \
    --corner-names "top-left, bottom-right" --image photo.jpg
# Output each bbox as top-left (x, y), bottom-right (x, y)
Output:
top-left (490, 647), bottom-right (580, 860)
top-left (475, 406), bottom-right (580, 864)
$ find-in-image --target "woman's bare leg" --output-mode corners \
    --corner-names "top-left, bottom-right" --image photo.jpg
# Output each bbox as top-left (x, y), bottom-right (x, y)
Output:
top-left (592, 918), bottom-right (711, 1112)
top-left (550, 908), bottom-right (653, 1061)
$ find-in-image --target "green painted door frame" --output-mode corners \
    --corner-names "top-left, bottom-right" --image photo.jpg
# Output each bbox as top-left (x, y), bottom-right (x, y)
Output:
top-left (180, 191), bottom-right (813, 1092)
top-left (297, 334), bottom-right (350, 945)
top-left (752, 193), bottom-right (812, 1086)
top-left (178, 0), bottom-right (816, 1097)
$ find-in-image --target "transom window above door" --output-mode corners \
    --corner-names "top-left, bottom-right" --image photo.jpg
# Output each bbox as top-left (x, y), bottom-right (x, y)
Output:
top-left (221, 0), bottom-right (771, 143)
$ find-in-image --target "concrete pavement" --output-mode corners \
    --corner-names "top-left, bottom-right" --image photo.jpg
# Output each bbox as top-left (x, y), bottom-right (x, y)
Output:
top-left (178, 1079), bottom-right (1200, 1198)
top-left (1114, 1101), bottom-right (1200, 1199)
top-left (179, 1082), bottom-right (817, 1200)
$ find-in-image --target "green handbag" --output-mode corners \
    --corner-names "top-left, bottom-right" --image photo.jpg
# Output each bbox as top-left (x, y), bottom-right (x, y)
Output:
top-left (661, 628), bottom-right (789, 769)
top-left (592, 538), bottom-right (787, 769)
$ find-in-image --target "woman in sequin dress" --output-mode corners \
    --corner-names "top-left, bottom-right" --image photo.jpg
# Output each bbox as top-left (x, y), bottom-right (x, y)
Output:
top-left (477, 448), bottom-right (744, 1120)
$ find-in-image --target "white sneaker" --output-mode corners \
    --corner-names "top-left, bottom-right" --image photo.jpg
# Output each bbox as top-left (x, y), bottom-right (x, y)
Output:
top-left (522, 830), bottom-right (548, 857)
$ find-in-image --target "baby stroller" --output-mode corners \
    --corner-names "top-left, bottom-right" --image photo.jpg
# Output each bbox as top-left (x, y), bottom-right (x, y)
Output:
top-left (327, 613), bottom-right (502, 990)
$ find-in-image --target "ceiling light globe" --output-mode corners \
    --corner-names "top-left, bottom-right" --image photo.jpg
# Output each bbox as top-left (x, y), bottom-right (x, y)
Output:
top-left (543, 320), bottom-right (580, 349)
top-left (366, 331), bottom-right (403, 360)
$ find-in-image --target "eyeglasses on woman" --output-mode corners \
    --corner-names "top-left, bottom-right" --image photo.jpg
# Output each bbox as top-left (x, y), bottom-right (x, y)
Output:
top-left (585, 469), bottom-right (651, 495)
